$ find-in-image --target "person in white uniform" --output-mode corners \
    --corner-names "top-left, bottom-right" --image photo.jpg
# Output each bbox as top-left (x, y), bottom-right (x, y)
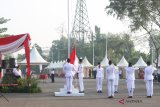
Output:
top-left (106, 60), bottom-right (115, 98)
top-left (13, 65), bottom-right (22, 79)
top-left (114, 65), bottom-right (119, 93)
top-left (125, 62), bottom-right (135, 98)
top-left (144, 61), bottom-right (154, 98)
top-left (93, 62), bottom-right (104, 93)
top-left (77, 58), bottom-right (84, 93)
top-left (63, 58), bottom-right (74, 94)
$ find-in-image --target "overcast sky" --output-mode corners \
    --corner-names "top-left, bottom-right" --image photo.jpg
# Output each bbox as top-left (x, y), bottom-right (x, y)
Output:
top-left (0, 0), bottom-right (130, 48)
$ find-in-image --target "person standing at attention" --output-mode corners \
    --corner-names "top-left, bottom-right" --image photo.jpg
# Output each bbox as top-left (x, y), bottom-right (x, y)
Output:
top-left (144, 61), bottom-right (154, 98)
top-left (94, 62), bottom-right (104, 93)
top-left (63, 58), bottom-right (74, 94)
top-left (50, 68), bottom-right (55, 83)
top-left (114, 64), bottom-right (120, 93)
top-left (125, 62), bottom-right (135, 98)
top-left (106, 60), bottom-right (115, 98)
top-left (77, 58), bottom-right (84, 93)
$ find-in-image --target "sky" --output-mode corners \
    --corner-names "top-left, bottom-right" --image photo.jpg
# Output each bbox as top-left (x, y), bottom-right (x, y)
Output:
top-left (0, 0), bottom-right (131, 49)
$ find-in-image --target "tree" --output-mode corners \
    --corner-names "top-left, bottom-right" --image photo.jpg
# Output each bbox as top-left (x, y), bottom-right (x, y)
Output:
top-left (107, 33), bottom-right (136, 64)
top-left (47, 25), bottom-right (148, 66)
top-left (0, 17), bottom-right (10, 37)
top-left (106, 0), bottom-right (160, 67)
top-left (50, 36), bottom-right (68, 62)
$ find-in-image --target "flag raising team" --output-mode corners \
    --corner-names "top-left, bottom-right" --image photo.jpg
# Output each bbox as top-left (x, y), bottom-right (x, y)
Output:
top-left (62, 48), bottom-right (154, 98)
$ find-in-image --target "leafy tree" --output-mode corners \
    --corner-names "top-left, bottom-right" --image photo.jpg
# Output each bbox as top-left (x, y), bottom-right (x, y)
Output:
top-left (106, 0), bottom-right (160, 66)
top-left (107, 33), bottom-right (134, 64)
top-left (0, 17), bottom-right (10, 37)
top-left (49, 36), bottom-right (68, 62)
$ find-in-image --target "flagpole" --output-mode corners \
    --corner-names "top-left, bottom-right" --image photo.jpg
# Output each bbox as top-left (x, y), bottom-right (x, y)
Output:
top-left (92, 33), bottom-right (94, 66)
top-left (67, 0), bottom-right (70, 57)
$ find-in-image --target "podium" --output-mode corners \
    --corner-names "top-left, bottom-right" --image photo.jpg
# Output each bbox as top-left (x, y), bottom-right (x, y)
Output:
top-left (54, 85), bottom-right (85, 96)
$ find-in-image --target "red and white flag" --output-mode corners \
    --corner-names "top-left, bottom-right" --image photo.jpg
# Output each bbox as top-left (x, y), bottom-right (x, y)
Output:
top-left (70, 47), bottom-right (79, 76)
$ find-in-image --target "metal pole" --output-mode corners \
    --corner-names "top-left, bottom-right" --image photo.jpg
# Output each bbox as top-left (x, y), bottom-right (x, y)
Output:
top-left (106, 35), bottom-right (108, 57)
top-left (58, 49), bottom-right (60, 60)
top-left (67, 0), bottom-right (70, 57)
top-left (92, 33), bottom-right (94, 66)
top-left (51, 43), bottom-right (53, 62)
top-left (52, 49), bottom-right (53, 62)
top-left (151, 47), bottom-right (153, 65)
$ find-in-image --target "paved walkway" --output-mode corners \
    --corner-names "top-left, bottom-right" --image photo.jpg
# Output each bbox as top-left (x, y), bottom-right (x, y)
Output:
top-left (0, 78), bottom-right (160, 107)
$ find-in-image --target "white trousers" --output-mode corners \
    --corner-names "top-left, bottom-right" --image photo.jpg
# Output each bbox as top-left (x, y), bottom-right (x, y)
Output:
top-left (96, 77), bottom-right (103, 91)
top-left (107, 79), bottom-right (115, 96)
top-left (114, 78), bottom-right (119, 91)
top-left (66, 76), bottom-right (73, 92)
top-left (114, 85), bottom-right (118, 91)
top-left (145, 80), bottom-right (153, 96)
top-left (127, 80), bottom-right (135, 96)
top-left (78, 77), bottom-right (84, 91)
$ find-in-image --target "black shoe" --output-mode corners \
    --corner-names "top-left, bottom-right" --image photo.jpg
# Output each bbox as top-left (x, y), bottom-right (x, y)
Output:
top-left (67, 92), bottom-right (71, 94)
top-left (147, 96), bottom-right (152, 98)
top-left (108, 96), bottom-right (112, 98)
top-left (114, 91), bottom-right (118, 93)
top-left (108, 96), bottom-right (113, 98)
top-left (128, 96), bottom-right (132, 98)
top-left (79, 91), bottom-right (84, 93)
top-left (99, 91), bottom-right (102, 93)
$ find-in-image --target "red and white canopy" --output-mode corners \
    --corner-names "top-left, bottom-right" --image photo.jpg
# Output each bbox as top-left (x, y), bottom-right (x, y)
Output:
top-left (0, 33), bottom-right (31, 77)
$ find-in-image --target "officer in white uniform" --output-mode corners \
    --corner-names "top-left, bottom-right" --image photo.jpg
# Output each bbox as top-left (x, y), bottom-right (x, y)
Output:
top-left (125, 62), bottom-right (135, 98)
top-left (63, 58), bottom-right (74, 94)
top-left (144, 61), bottom-right (154, 98)
top-left (13, 65), bottom-right (22, 79)
top-left (106, 60), bottom-right (115, 98)
top-left (94, 62), bottom-right (104, 93)
top-left (77, 58), bottom-right (84, 93)
top-left (114, 65), bottom-right (119, 93)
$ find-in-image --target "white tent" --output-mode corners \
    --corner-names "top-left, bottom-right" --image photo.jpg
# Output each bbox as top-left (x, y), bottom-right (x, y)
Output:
top-left (101, 55), bottom-right (109, 67)
top-left (20, 46), bottom-right (48, 65)
top-left (117, 56), bottom-right (128, 67)
top-left (19, 46), bottom-right (48, 72)
top-left (82, 56), bottom-right (93, 77)
top-left (45, 61), bottom-right (54, 69)
top-left (56, 60), bottom-right (64, 69)
top-left (82, 56), bottom-right (93, 67)
top-left (134, 56), bottom-right (147, 68)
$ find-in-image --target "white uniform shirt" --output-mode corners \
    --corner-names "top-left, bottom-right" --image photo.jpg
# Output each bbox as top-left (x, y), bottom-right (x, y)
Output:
top-left (144, 66), bottom-right (154, 80)
top-left (63, 62), bottom-right (74, 77)
top-left (78, 63), bottom-right (84, 78)
top-left (94, 67), bottom-right (104, 78)
top-left (115, 68), bottom-right (119, 79)
top-left (106, 65), bottom-right (115, 80)
top-left (51, 70), bottom-right (55, 74)
top-left (125, 67), bottom-right (135, 80)
top-left (13, 68), bottom-right (22, 77)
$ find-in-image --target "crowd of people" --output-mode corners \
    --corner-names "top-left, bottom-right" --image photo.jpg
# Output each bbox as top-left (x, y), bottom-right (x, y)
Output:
top-left (62, 58), bottom-right (154, 98)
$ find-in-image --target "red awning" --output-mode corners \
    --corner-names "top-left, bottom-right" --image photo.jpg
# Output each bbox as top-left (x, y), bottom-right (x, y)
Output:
top-left (0, 33), bottom-right (31, 77)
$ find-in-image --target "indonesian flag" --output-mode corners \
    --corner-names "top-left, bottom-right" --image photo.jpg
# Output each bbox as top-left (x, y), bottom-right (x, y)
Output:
top-left (70, 47), bottom-right (79, 76)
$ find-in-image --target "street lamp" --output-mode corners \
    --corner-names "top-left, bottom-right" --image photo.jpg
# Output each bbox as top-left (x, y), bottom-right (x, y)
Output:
top-left (92, 32), bottom-right (95, 66)
top-left (52, 43), bottom-right (54, 62)
top-left (67, 0), bottom-right (70, 57)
